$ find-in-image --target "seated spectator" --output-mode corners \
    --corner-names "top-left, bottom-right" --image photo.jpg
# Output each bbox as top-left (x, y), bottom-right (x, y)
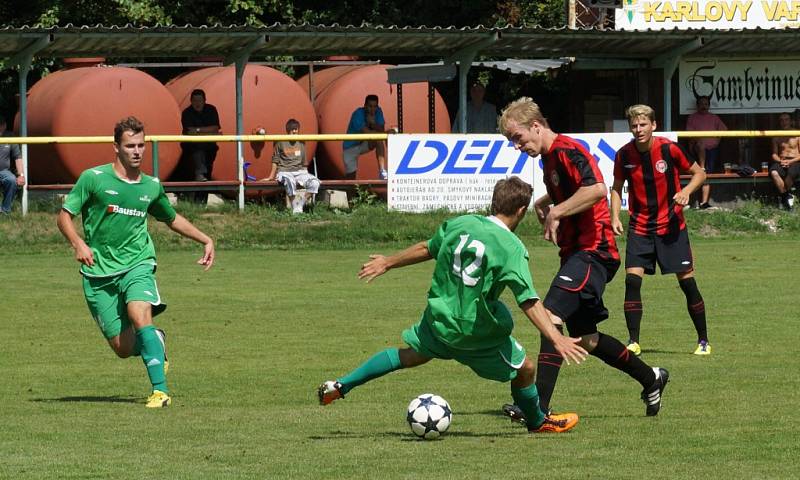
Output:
top-left (343, 94), bottom-right (389, 180)
top-left (686, 95), bottom-right (727, 209)
top-left (263, 119), bottom-right (320, 214)
top-left (181, 89), bottom-right (220, 204)
top-left (452, 81), bottom-right (498, 133)
top-left (0, 115), bottom-right (24, 214)
top-left (769, 112), bottom-right (800, 210)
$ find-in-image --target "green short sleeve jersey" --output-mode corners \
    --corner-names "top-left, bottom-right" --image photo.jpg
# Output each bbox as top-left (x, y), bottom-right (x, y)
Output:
top-left (62, 163), bottom-right (177, 278)
top-left (424, 214), bottom-right (539, 350)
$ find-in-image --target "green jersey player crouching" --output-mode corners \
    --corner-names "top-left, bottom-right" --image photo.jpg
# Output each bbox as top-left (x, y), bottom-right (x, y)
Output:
top-left (57, 116), bottom-right (215, 408)
top-left (318, 176), bottom-right (588, 433)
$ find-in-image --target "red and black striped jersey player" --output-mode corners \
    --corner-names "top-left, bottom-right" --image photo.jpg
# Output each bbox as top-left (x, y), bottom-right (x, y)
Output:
top-left (499, 97), bottom-right (669, 424)
top-left (610, 104), bottom-right (711, 357)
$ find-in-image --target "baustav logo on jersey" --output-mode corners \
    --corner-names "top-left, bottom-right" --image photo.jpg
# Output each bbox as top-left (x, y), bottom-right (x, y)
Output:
top-left (106, 205), bottom-right (146, 217)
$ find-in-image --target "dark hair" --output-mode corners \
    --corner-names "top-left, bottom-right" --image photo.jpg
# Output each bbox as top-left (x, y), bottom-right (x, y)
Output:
top-left (491, 176), bottom-right (532, 216)
top-left (364, 94), bottom-right (379, 104)
top-left (114, 116), bottom-right (145, 144)
top-left (285, 118), bottom-right (300, 132)
top-left (696, 95), bottom-right (710, 103)
top-left (190, 89), bottom-right (206, 100)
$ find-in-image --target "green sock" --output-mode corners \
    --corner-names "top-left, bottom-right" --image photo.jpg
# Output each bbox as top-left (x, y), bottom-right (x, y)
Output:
top-left (338, 348), bottom-right (402, 395)
top-left (136, 325), bottom-right (167, 393)
top-left (132, 336), bottom-right (142, 357)
top-left (511, 383), bottom-right (545, 429)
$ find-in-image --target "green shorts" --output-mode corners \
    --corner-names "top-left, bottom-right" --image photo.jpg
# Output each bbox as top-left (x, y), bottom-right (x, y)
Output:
top-left (82, 263), bottom-right (166, 339)
top-left (402, 315), bottom-right (526, 383)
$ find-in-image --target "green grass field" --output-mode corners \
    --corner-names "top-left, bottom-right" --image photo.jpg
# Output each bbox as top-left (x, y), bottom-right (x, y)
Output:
top-left (1, 238), bottom-right (798, 479)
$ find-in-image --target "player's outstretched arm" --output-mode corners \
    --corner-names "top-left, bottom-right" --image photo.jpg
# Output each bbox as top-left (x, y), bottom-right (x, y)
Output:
top-left (358, 240), bottom-right (431, 283)
top-left (57, 209), bottom-right (94, 267)
top-left (520, 298), bottom-right (587, 365)
top-left (166, 214), bottom-right (215, 270)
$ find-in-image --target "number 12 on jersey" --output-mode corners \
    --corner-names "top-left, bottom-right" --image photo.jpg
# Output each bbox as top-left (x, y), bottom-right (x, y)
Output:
top-left (452, 234), bottom-right (485, 287)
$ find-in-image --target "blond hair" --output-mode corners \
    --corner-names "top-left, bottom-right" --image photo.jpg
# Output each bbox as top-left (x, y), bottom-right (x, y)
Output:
top-left (499, 97), bottom-right (548, 136)
top-left (625, 104), bottom-right (656, 122)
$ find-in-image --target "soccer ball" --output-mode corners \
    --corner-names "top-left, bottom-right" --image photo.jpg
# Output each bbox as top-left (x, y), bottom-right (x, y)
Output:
top-left (406, 393), bottom-right (452, 439)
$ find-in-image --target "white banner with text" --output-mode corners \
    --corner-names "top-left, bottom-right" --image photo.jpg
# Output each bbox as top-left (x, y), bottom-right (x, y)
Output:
top-left (679, 58), bottom-right (800, 114)
top-left (387, 132), bottom-right (679, 213)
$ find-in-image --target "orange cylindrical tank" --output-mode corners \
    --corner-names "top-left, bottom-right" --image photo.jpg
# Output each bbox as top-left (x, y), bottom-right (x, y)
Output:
top-left (297, 65), bottom-right (451, 179)
top-left (18, 66), bottom-right (182, 183)
top-left (166, 65), bottom-right (318, 183)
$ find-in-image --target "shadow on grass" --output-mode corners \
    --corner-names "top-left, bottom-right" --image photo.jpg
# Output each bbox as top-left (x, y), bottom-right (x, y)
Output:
top-left (640, 349), bottom-right (692, 355)
top-left (309, 429), bottom-right (521, 441)
top-left (30, 395), bottom-right (138, 404)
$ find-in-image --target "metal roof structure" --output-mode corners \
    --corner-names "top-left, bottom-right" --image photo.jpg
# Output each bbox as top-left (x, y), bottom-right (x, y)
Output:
top-left (2, 24), bottom-right (800, 64)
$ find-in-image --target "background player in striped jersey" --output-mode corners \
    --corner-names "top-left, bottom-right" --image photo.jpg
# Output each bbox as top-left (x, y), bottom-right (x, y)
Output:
top-left (610, 104), bottom-right (710, 356)
top-left (499, 97), bottom-right (669, 420)
top-left (58, 116), bottom-right (215, 408)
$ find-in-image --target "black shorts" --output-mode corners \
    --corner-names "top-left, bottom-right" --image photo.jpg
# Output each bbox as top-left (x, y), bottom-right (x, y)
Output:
top-left (769, 161), bottom-right (800, 182)
top-left (625, 228), bottom-right (693, 275)
top-left (543, 251), bottom-right (620, 337)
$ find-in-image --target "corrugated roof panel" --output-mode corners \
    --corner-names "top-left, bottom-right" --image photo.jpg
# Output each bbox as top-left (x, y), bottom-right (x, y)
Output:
top-left (2, 24), bottom-right (800, 61)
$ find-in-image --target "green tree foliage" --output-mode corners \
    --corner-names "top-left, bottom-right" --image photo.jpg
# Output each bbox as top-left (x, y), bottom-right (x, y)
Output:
top-left (1, 0), bottom-right (565, 28)
top-left (0, 1), bottom-right (567, 118)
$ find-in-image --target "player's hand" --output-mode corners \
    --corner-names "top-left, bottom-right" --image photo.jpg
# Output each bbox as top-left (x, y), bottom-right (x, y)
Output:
top-left (673, 190), bottom-right (691, 206)
top-left (74, 242), bottom-right (94, 267)
top-left (358, 254), bottom-right (389, 282)
top-left (198, 241), bottom-right (215, 271)
top-left (543, 212), bottom-right (560, 246)
top-left (533, 202), bottom-right (549, 225)
top-left (552, 335), bottom-right (588, 366)
top-left (611, 217), bottom-right (624, 236)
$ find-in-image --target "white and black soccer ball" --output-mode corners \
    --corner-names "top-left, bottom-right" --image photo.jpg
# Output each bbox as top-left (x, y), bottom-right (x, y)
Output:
top-left (406, 393), bottom-right (452, 440)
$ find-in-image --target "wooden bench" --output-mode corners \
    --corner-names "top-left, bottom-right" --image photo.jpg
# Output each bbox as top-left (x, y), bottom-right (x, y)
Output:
top-left (679, 172), bottom-right (771, 185)
top-left (244, 179), bottom-right (387, 191)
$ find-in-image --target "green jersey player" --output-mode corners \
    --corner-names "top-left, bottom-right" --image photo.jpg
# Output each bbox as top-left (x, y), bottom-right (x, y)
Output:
top-left (57, 116), bottom-right (215, 408)
top-left (318, 177), bottom-right (587, 433)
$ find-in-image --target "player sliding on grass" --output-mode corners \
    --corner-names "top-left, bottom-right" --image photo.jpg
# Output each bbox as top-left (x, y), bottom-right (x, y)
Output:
top-left (499, 98), bottom-right (669, 422)
top-left (57, 116), bottom-right (215, 408)
top-left (319, 176), bottom-right (587, 434)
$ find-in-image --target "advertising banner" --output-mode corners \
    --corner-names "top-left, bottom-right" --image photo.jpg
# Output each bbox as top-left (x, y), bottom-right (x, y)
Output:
top-left (679, 58), bottom-right (800, 114)
top-left (387, 132), bottom-right (679, 213)
top-left (616, 0), bottom-right (800, 30)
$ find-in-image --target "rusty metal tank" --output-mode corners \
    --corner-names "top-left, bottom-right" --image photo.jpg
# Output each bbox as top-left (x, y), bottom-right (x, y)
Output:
top-left (166, 65), bottom-right (318, 183)
top-left (19, 66), bottom-right (182, 183)
top-left (297, 65), bottom-right (451, 179)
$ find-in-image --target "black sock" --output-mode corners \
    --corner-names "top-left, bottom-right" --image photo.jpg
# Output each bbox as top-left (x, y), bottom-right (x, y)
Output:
top-left (679, 277), bottom-right (708, 343)
top-left (591, 333), bottom-right (656, 389)
top-left (624, 273), bottom-right (643, 343)
top-left (535, 324), bottom-right (564, 414)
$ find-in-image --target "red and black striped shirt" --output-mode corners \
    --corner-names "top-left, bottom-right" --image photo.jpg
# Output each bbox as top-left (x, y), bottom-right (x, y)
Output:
top-left (614, 136), bottom-right (693, 236)
top-left (542, 134), bottom-right (619, 261)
